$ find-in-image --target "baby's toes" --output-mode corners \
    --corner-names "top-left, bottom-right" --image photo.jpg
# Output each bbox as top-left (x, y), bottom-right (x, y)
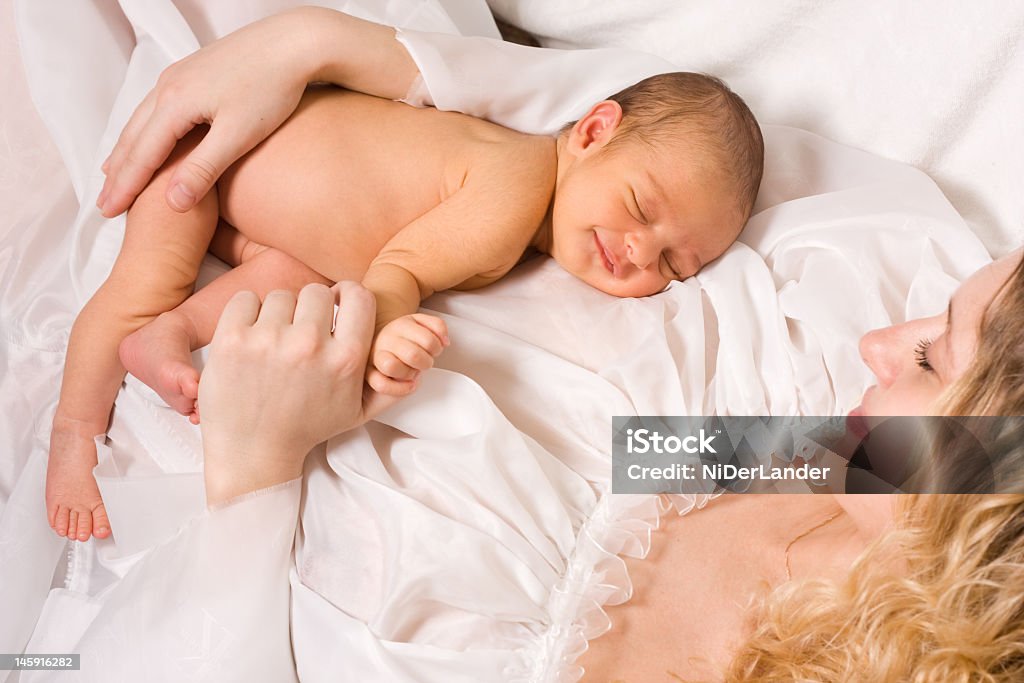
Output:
top-left (180, 371), bottom-right (200, 401)
top-left (66, 510), bottom-right (79, 541)
top-left (74, 510), bottom-right (93, 542)
top-left (52, 505), bottom-right (70, 537)
top-left (92, 503), bottom-right (111, 539)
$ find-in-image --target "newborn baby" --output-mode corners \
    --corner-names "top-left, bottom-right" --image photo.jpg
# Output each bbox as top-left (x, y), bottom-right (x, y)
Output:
top-left (47, 72), bottom-right (763, 541)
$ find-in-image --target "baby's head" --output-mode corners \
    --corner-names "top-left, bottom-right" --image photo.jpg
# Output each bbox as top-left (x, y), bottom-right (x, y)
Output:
top-left (545, 72), bottom-right (763, 297)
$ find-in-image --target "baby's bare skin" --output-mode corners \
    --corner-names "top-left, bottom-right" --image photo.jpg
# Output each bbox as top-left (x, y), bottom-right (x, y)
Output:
top-left (48, 89), bottom-right (555, 541)
top-left (51, 80), bottom-right (747, 542)
top-left (218, 88), bottom-right (556, 286)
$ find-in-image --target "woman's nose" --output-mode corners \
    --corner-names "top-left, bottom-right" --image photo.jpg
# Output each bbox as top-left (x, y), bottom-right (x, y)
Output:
top-left (859, 327), bottom-right (901, 387)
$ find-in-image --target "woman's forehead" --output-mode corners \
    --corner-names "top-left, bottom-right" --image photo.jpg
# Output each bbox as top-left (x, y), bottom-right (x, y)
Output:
top-left (947, 250), bottom-right (1023, 371)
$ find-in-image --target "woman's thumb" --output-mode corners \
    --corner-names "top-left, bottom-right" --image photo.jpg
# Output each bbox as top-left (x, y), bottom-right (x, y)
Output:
top-left (166, 126), bottom-right (249, 212)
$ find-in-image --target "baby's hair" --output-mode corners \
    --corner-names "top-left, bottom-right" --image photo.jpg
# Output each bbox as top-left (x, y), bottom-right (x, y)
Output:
top-left (569, 73), bottom-right (764, 222)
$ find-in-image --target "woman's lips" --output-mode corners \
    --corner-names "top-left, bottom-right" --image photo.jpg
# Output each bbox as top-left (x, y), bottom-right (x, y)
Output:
top-left (846, 407), bottom-right (870, 440)
top-left (594, 232), bottom-right (617, 276)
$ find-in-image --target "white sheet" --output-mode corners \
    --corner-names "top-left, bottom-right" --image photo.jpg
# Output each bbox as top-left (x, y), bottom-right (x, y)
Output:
top-left (487, 0), bottom-right (1024, 257)
top-left (1, 1), bottom-right (991, 681)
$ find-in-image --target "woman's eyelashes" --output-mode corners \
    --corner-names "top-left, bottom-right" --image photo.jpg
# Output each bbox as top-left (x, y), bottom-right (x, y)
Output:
top-left (914, 338), bottom-right (934, 372)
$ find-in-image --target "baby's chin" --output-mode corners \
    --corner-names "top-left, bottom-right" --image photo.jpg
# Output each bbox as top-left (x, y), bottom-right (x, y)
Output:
top-left (550, 254), bottom-right (667, 298)
top-left (586, 276), bottom-right (667, 299)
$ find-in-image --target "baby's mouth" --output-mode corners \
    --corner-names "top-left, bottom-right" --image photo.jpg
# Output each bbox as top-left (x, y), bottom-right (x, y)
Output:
top-left (594, 232), bottom-right (617, 276)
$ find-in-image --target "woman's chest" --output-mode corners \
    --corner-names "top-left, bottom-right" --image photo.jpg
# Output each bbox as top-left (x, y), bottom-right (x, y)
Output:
top-left (578, 497), bottom-right (795, 681)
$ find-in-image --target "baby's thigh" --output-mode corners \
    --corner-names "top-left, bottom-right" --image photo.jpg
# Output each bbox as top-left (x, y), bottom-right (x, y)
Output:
top-left (214, 100), bottom-right (382, 280)
top-left (215, 95), bottom-right (347, 241)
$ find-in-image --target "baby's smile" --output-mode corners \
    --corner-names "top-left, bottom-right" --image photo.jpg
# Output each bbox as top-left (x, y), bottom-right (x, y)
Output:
top-left (594, 231), bottom-right (619, 276)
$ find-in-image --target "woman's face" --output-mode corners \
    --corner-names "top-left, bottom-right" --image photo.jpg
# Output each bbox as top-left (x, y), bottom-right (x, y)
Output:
top-left (852, 251), bottom-right (1022, 419)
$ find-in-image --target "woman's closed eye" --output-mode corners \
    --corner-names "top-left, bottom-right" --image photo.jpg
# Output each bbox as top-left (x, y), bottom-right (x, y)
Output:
top-left (914, 338), bottom-right (934, 372)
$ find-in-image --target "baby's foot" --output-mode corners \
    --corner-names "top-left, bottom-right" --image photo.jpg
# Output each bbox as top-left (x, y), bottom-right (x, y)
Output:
top-left (119, 312), bottom-right (200, 420)
top-left (46, 418), bottom-right (111, 542)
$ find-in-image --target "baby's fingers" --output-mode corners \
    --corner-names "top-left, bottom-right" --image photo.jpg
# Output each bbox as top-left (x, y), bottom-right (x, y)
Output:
top-left (366, 368), bottom-right (419, 397)
top-left (373, 343), bottom-right (429, 380)
top-left (409, 314), bottom-right (450, 350)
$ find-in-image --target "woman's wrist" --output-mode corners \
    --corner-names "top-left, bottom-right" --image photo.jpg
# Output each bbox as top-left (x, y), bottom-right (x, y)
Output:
top-left (272, 7), bottom-right (336, 86)
top-left (296, 7), bottom-right (419, 100)
top-left (202, 441), bottom-right (306, 506)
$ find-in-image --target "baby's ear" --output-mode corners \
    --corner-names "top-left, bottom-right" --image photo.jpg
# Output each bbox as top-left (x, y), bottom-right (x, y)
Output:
top-left (569, 100), bottom-right (624, 155)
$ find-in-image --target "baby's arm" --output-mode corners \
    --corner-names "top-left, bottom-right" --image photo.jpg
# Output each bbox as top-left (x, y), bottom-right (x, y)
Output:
top-left (363, 163), bottom-right (549, 394)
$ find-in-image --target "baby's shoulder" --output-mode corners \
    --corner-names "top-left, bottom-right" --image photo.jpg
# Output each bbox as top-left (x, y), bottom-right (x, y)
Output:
top-left (465, 133), bottom-right (556, 201)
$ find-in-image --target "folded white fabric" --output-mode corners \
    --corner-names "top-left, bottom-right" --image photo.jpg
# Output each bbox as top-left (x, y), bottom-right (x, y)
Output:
top-left (1, 0), bottom-right (991, 681)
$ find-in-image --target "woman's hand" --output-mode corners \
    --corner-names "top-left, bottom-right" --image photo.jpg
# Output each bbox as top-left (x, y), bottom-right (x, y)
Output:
top-left (98, 7), bottom-right (418, 218)
top-left (98, 9), bottom-right (317, 218)
top-left (198, 282), bottom-right (401, 504)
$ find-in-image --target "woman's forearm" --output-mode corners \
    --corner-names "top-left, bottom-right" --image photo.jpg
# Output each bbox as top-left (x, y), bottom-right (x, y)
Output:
top-left (299, 7), bottom-right (420, 100)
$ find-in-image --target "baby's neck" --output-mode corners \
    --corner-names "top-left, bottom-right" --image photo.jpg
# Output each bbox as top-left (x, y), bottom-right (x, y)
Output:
top-left (530, 205), bottom-right (554, 255)
top-left (528, 134), bottom-right (568, 255)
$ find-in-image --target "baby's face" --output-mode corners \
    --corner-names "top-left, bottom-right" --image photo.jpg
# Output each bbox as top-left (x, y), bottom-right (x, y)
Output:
top-left (549, 140), bottom-right (742, 298)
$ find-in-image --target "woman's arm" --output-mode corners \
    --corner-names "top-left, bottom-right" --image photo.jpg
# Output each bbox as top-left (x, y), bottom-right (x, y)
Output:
top-left (98, 7), bottom-right (418, 219)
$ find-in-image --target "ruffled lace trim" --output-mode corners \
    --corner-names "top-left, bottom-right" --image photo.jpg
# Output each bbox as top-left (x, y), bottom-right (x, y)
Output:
top-left (507, 491), bottom-right (717, 682)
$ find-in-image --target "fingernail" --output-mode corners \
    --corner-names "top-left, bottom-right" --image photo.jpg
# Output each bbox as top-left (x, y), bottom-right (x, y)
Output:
top-left (96, 188), bottom-right (107, 209)
top-left (168, 183), bottom-right (194, 211)
top-left (443, 335), bottom-right (451, 346)
top-left (101, 157), bottom-right (110, 173)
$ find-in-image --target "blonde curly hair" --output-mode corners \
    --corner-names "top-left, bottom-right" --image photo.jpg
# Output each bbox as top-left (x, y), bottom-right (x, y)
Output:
top-left (722, 255), bottom-right (1024, 682)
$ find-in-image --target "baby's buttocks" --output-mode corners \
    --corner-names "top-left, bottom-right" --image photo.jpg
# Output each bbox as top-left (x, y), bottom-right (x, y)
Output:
top-left (215, 89), bottom-right (498, 282)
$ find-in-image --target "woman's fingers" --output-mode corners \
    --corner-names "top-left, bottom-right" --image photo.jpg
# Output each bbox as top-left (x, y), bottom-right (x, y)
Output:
top-left (331, 282), bottom-right (376, 349)
top-left (101, 104), bottom-right (195, 217)
top-left (163, 117), bottom-right (257, 213)
top-left (98, 89), bottom-right (157, 213)
top-left (255, 290), bottom-right (298, 327)
top-left (291, 283), bottom-right (337, 332)
top-left (213, 291), bottom-right (262, 337)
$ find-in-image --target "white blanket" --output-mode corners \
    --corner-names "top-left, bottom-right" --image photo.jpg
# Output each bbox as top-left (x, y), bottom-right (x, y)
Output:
top-left (488, 0), bottom-right (1024, 257)
top-left (1, 0), bottom-right (991, 681)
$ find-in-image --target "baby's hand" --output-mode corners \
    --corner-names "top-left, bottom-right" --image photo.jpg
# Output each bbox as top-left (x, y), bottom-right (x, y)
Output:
top-left (367, 314), bottom-right (449, 396)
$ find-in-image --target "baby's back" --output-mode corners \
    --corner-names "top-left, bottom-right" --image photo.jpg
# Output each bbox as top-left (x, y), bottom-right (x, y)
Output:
top-left (218, 88), bottom-right (551, 283)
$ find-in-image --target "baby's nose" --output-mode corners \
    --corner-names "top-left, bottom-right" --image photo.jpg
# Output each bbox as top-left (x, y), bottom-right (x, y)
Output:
top-left (624, 232), bottom-right (656, 269)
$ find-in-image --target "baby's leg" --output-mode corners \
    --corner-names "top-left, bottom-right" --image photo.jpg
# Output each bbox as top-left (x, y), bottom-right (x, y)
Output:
top-left (48, 129), bottom-right (218, 542)
top-left (120, 224), bottom-right (332, 422)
